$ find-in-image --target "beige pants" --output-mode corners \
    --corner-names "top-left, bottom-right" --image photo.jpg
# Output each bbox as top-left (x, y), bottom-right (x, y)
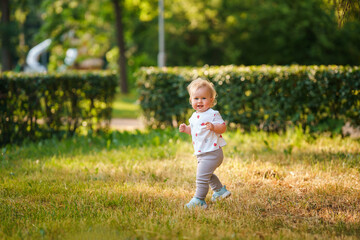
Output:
top-left (194, 148), bottom-right (224, 200)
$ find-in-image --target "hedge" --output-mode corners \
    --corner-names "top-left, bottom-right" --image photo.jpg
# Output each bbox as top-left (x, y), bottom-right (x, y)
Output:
top-left (136, 65), bottom-right (360, 133)
top-left (0, 71), bottom-right (117, 146)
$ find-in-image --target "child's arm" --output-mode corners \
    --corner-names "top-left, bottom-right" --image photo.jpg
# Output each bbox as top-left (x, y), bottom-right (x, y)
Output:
top-left (205, 122), bottom-right (226, 134)
top-left (179, 123), bottom-right (191, 135)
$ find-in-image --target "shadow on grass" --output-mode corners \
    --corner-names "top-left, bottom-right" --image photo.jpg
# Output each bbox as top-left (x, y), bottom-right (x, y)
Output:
top-left (1, 128), bottom-right (190, 167)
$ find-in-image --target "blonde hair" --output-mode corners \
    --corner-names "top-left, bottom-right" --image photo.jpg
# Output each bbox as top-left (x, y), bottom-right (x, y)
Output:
top-left (187, 78), bottom-right (217, 107)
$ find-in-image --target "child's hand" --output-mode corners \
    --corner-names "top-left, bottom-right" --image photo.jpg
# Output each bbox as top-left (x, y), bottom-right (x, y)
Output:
top-left (179, 123), bottom-right (187, 132)
top-left (205, 122), bottom-right (214, 131)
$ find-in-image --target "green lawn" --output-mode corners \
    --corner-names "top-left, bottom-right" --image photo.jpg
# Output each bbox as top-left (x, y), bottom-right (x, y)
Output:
top-left (1, 128), bottom-right (360, 239)
top-left (111, 91), bottom-right (140, 119)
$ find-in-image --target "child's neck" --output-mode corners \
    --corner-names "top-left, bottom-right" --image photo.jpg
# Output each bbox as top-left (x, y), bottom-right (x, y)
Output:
top-left (196, 108), bottom-right (211, 113)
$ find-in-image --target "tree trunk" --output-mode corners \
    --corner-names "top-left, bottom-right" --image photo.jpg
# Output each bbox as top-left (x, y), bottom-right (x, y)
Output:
top-left (1, 0), bottom-right (12, 71)
top-left (113, 0), bottom-right (128, 94)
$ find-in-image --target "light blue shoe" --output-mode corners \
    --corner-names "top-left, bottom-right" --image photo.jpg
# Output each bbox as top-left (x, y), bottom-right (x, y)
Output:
top-left (184, 197), bottom-right (207, 209)
top-left (211, 185), bottom-right (231, 202)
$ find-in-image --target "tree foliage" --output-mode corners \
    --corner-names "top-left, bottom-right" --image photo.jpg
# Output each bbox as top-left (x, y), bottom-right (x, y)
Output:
top-left (161, 0), bottom-right (360, 66)
top-left (329, 0), bottom-right (360, 27)
top-left (1, 0), bottom-right (360, 76)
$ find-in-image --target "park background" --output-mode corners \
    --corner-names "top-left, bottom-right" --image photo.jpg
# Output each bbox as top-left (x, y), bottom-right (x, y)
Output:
top-left (1, 0), bottom-right (360, 239)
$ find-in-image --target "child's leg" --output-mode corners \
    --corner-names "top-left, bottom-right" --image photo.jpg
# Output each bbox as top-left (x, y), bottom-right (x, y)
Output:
top-left (194, 149), bottom-right (224, 200)
top-left (209, 174), bottom-right (222, 191)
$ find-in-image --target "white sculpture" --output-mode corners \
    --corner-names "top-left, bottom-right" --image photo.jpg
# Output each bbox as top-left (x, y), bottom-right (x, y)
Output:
top-left (24, 39), bottom-right (52, 73)
top-left (64, 48), bottom-right (78, 66)
top-left (58, 48), bottom-right (78, 72)
top-left (24, 38), bottom-right (78, 72)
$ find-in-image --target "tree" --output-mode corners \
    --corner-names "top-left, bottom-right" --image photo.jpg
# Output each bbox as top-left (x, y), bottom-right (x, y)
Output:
top-left (1, 0), bottom-right (45, 72)
top-left (330, 0), bottom-right (360, 27)
top-left (3, 0), bottom-right (360, 74)
top-left (38, 0), bottom-right (129, 93)
top-left (113, 0), bottom-right (128, 94)
top-left (1, 0), bottom-right (12, 71)
top-left (160, 0), bottom-right (360, 66)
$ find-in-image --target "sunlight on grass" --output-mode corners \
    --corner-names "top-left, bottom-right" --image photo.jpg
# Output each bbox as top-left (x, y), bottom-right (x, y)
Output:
top-left (1, 128), bottom-right (360, 239)
top-left (111, 91), bottom-right (140, 119)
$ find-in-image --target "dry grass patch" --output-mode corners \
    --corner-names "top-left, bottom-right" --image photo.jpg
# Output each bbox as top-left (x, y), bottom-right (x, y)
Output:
top-left (1, 129), bottom-right (360, 239)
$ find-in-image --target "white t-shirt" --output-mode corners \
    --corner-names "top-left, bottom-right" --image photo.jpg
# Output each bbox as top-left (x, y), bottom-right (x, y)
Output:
top-left (189, 108), bottom-right (227, 155)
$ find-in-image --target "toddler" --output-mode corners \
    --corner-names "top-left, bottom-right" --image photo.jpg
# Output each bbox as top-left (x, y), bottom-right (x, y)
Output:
top-left (179, 78), bottom-right (231, 209)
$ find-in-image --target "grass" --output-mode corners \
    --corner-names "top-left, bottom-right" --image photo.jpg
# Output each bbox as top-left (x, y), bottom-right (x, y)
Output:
top-left (1, 127), bottom-right (360, 239)
top-left (111, 91), bottom-right (140, 119)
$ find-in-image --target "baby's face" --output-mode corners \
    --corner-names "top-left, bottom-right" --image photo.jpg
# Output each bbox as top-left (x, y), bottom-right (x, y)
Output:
top-left (190, 87), bottom-right (213, 113)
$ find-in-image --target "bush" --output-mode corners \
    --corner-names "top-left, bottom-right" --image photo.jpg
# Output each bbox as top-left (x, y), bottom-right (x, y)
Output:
top-left (0, 71), bottom-right (117, 146)
top-left (136, 65), bottom-right (360, 132)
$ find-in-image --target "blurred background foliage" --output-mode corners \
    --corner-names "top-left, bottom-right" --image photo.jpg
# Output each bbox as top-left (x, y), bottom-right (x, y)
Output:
top-left (1, 0), bottom-right (360, 87)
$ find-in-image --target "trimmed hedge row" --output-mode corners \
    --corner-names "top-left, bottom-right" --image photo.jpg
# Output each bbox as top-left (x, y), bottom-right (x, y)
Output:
top-left (136, 65), bottom-right (360, 132)
top-left (0, 71), bottom-right (117, 146)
